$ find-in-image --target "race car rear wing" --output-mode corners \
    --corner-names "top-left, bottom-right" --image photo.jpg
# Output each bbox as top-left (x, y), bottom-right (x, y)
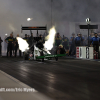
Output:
top-left (21, 26), bottom-right (47, 36)
top-left (21, 26), bottom-right (47, 30)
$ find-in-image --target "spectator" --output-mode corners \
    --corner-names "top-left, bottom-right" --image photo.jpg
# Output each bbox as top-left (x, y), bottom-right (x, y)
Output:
top-left (75, 33), bottom-right (81, 46)
top-left (62, 35), bottom-right (69, 55)
top-left (5, 33), bottom-right (14, 57)
top-left (55, 33), bottom-right (62, 47)
top-left (91, 33), bottom-right (100, 52)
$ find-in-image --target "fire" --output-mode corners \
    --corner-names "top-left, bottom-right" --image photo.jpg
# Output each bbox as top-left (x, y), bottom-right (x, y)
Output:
top-left (16, 37), bottom-right (29, 52)
top-left (44, 26), bottom-right (56, 50)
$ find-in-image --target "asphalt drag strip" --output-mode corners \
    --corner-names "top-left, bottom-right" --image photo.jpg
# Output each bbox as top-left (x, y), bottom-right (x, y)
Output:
top-left (0, 57), bottom-right (100, 100)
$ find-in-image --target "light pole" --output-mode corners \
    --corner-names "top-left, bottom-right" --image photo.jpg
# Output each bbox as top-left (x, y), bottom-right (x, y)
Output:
top-left (86, 18), bottom-right (91, 47)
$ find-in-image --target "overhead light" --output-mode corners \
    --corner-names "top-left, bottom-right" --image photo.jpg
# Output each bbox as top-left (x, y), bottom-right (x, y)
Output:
top-left (5, 34), bottom-right (8, 36)
top-left (27, 18), bottom-right (32, 21)
top-left (86, 18), bottom-right (91, 24)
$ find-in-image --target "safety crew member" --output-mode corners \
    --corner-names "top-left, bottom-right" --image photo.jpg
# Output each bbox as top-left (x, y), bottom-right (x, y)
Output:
top-left (14, 34), bottom-right (21, 57)
top-left (75, 33), bottom-right (81, 46)
top-left (5, 33), bottom-right (14, 57)
top-left (55, 33), bottom-right (62, 47)
top-left (91, 33), bottom-right (100, 52)
top-left (62, 35), bottom-right (69, 55)
top-left (69, 33), bottom-right (76, 55)
top-left (0, 37), bottom-right (3, 57)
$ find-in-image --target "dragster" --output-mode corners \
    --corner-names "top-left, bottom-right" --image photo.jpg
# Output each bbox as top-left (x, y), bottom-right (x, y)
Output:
top-left (23, 43), bottom-right (66, 62)
top-left (19, 26), bottom-right (66, 61)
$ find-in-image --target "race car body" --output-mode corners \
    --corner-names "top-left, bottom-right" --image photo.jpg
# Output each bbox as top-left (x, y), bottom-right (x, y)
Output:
top-left (24, 44), bottom-right (66, 61)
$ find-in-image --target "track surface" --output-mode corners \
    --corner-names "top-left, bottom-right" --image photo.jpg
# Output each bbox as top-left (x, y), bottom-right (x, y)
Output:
top-left (0, 57), bottom-right (100, 100)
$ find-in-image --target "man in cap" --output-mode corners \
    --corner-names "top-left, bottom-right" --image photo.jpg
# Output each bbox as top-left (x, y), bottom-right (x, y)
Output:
top-left (91, 33), bottom-right (100, 52)
top-left (5, 33), bottom-right (14, 57)
top-left (62, 35), bottom-right (69, 55)
top-left (75, 33), bottom-right (81, 46)
top-left (55, 33), bottom-right (62, 47)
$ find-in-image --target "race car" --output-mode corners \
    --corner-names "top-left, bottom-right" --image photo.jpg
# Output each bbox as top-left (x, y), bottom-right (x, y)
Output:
top-left (21, 26), bottom-right (66, 61)
top-left (24, 42), bottom-right (66, 62)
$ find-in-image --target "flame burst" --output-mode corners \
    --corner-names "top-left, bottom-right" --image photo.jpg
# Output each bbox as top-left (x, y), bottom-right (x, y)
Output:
top-left (16, 37), bottom-right (29, 52)
top-left (44, 26), bottom-right (56, 50)
top-left (16, 27), bottom-right (56, 53)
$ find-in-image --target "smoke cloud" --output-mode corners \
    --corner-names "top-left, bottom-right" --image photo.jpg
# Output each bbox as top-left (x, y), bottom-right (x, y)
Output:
top-left (0, 0), bottom-right (100, 36)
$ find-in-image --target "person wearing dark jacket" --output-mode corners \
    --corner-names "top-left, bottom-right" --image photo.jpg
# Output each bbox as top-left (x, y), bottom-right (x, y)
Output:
top-left (75, 33), bottom-right (81, 46)
top-left (5, 33), bottom-right (14, 57)
top-left (62, 35), bottom-right (69, 55)
top-left (55, 33), bottom-right (62, 47)
top-left (91, 33), bottom-right (100, 52)
top-left (0, 37), bottom-right (3, 57)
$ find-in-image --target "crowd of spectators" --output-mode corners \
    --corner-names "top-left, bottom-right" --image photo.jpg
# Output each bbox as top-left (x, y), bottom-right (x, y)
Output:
top-left (0, 31), bottom-right (100, 57)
